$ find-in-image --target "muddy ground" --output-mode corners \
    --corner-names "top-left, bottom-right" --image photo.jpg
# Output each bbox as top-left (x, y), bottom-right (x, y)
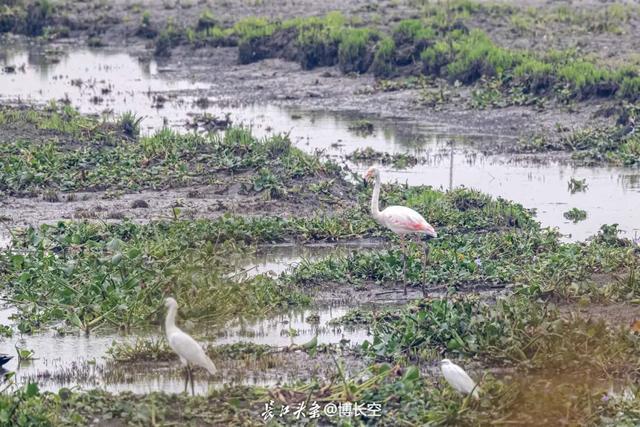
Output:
top-left (4, 0), bottom-right (635, 151)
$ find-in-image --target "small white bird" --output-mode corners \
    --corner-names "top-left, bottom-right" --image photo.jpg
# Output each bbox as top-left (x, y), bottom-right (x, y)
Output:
top-left (440, 359), bottom-right (480, 399)
top-left (164, 297), bottom-right (216, 380)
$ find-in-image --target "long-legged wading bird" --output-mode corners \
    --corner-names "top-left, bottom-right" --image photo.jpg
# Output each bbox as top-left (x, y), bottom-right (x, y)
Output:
top-left (364, 166), bottom-right (437, 296)
top-left (164, 297), bottom-right (216, 391)
top-left (440, 359), bottom-right (480, 399)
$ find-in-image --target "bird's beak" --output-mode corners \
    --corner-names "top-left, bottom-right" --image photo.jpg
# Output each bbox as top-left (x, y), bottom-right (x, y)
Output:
top-left (362, 172), bottom-right (371, 185)
top-left (424, 224), bottom-right (437, 239)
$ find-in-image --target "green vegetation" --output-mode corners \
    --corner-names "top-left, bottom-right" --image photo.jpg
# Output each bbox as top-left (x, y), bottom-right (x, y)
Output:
top-left (372, 36), bottom-right (396, 77)
top-left (0, 106), bottom-right (340, 197)
top-left (144, 7), bottom-right (640, 103)
top-left (568, 177), bottom-right (589, 193)
top-left (2, 179), bottom-right (595, 335)
top-left (347, 147), bottom-right (418, 169)
top-left (0, 220), bottom-right (309, 333)
top-left (0, 384), bottom-right (267, 426)
top-left (286, 225), bottom-right (636, 301)
top-left (195, 9), bottom-right (216, 31)
top-left (521, 124), bottom-right (640, 166)
top-left (564, 207), bottom-right (587, 223)
top-left (347, 119), bottom-right (375, 135)
top-left (4, 352), bottom-right (640, 426)
top-left (348, 295), bottom-right (640, 424)
top-left (0, 0), bottom-right (56, 37)
top-left (2, 112), bottom-right (639, 427)
top-left (0, 103), bottom-right (116, 142)
top-left (136, 10), bottom-right (157, 38)
top-left (107, 338), bottom-right (273, 363)
top-left (337, 28), bottom-right (375, 73)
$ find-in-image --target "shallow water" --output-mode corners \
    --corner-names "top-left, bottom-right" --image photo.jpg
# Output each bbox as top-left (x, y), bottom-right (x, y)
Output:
top-left (375, 151), bottom-right (640, 242)
top-left (235, 239), bottom-right (382, 277)
top-left (2, 46), bottom-right (638, 240)
top-left (0, 267), bottom-right (371, 396)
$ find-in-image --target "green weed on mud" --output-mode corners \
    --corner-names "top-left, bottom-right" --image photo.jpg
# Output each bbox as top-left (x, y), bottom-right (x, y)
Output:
top-left (516, 103), bottom-right (640, 167)
top-left (148, 7), bottom-right (640, 104)
top-left (0, 106), bottom-right (343, 198)
top-left (0, 220), bottom-right (308, 333)
top-left (0, 183), bottom-right (537, 333)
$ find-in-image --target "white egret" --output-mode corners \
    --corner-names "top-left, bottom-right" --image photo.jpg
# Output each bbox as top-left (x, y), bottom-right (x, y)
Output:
top-left (164, 297), bottom-right (216, 391)
top-left (440, 359), bottom-right (480, 399)
top-left (364, 166), bottom-right (437, 296)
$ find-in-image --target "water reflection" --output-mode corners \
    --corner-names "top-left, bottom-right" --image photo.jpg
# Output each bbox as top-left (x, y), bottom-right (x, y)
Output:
top-left (1, 45), bottom-right (639, 241)
top-left (0, 295), bottom-right (368, 395)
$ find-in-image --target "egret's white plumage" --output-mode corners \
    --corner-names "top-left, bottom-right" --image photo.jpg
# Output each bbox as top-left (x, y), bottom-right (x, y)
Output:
top-left (440, 359), bottom-right (480, 399)
top-left (164, 297), bottom-right (216, 375)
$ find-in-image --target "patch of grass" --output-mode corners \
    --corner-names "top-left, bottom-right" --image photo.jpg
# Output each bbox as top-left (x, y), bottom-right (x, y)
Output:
top-left (0, 104), bottom-right (126, 147)
top-left (118, 111), bottom-right (143, 139)
top-left (558, 60), bottom-right (612, 98)
top-left (419, 40), bottom-right (450, 75)
top-left (521, 125), bottom-right (640, 166)
top-left (196, 9), bottom-right (217, 31)
top-left (347, 119), bottom-right (375, 136)
top-left (107, 338), bottom-right (172, 362)
top-left (136, 10), bottom-right (157, 38)
top-left (154, 21), bottom-right (183, 57)
top-left (564, 207), bottom-right (587, 223)
top-left (371, 36), bottom-right (395, 78)
top-left (144, 7), bottom-right (640, 103)
top-left (108, 339), bottom-right (273, 363)
top-left (232, 16), bottom-right (276, 42)
top-left (292, 12), bottom-right (346, 69)
top-left (337, 28), bottom-right (375, 74)
top-left (513, 58), bottom-right (554, 94)
top-left (366, 293), bottom-right (640, 371)
top-left (0, 113), bottom-right (338, 196)
top-left (446, 30), bottom-right (519, 84)
top-left (0, 220), bottom-right (309, 332)
top-left (393, 19), bottom-right (436, 44)
top-left (347, 147), bottom-right (418, 169)
top-left (0, 384), bottom-right (268, 425)
top-left (568, 178), bottom-right (588, 193)
top-left (252, 167), bottom-right (285, 200)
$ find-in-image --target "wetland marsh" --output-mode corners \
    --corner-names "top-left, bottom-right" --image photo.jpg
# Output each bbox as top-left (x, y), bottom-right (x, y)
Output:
top-left (1, 0), bottom-right (640, 425)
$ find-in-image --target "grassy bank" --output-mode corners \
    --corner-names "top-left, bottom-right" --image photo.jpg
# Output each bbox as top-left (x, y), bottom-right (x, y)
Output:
top-left (0, 105), bottom-right (345, 200)
top-left (146, 7), bottom-right (640, 104)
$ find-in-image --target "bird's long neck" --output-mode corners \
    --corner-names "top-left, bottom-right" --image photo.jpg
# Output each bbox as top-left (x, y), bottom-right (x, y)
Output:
top-left (370, 174), bottom-right (383, 222)
top-left (165, 305), bottom-right (179, 334)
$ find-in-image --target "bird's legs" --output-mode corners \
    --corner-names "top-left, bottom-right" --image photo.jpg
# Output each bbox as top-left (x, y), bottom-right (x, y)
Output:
top-left (183, 366), bottom-right (189, 394)
top-left (183, 363), bottom-right (194, 394)
top-left (183, 365), bottom-right (195, 396)
top-left (422, 241), bottom-right (430, 298)
top-left (400, 235), bottom-right (407, 296)
top-left (189, 366), bottom-right (195, 396)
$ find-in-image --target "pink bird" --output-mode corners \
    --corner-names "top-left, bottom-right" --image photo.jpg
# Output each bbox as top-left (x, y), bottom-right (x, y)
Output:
top-left (364, 166), bottom-right (437, 296)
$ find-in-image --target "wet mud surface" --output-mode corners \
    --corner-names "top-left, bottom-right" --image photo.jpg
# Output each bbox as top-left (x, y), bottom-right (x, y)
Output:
top-left (1, 46), bottom-right (639, 241)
